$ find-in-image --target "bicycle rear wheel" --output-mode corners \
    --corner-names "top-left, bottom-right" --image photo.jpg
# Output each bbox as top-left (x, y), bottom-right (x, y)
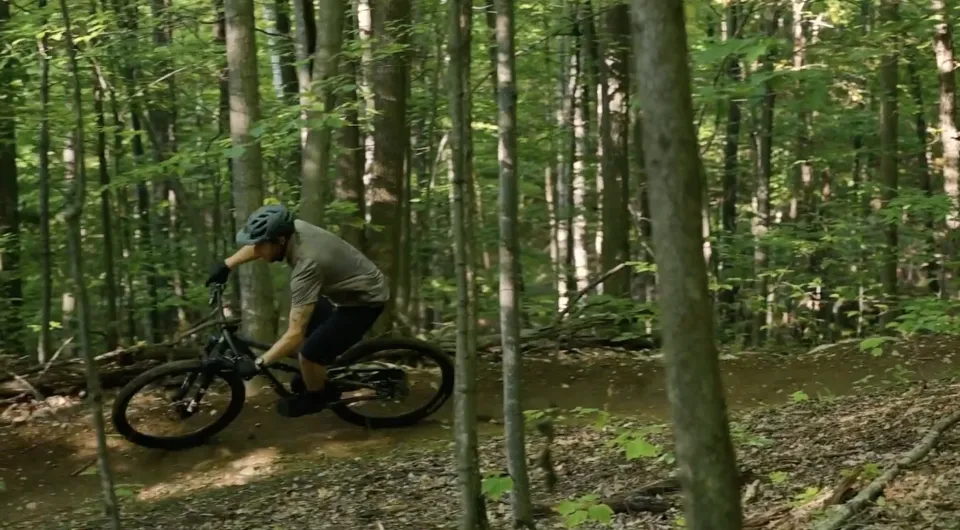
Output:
top-left (111, 360), bottom-right (246, 450)
top-left (330, 337), bottom-right (453, 429)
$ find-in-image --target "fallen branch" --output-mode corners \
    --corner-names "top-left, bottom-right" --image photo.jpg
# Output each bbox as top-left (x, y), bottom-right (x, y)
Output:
top-left (813, 407), bottom-right (960, 530)
top-left (556, 263), bottom-right (630, 322)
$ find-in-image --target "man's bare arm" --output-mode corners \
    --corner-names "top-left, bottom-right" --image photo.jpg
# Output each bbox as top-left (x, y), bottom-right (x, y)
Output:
top-left (260, 303), bottom-right (316, 364)
top-left (224, 245), bottom-right (258, 269)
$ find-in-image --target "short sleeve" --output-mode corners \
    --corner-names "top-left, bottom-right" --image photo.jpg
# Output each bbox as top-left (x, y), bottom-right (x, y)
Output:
top-left (290, 259), bottom-right (323, 307)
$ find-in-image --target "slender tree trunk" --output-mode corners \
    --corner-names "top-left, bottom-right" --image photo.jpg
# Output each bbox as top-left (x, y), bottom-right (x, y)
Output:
top-left (933, 0), bottom-right (959, 298)
top-left (449, 0), bottom-right (487, 524)
top-left (790, 0), bottom-right (813, 223)
top-left (556, 0), bottom-right (577, 310)
top-left (0, 0), bottom-right (21, 354)
top-left (878, 0), bottom-right (899, 310)
top-left (274, 0), bottom-right (299, 95)
top-left (571, 2), bottom-right (591, 294)
top-left (368, 0), bottom-right (411, 330)
top-left (300, 0), bottom-right (345, 224)
top-left (494, 0), bottom-right (534, 525)
top-left (358, 0), bottom-right (376, 207)
top-left (631, 2), bottom-right (742, 529)
top-left (37, 0), bottom-right (53, 361)
top-left (93, 54), bottom-right (121, 351)
top-left (906, 51), bottom-right (937, 291)
top-left (718, 0), bottom-right (741, 316)
top-left (225, 0), bottom-right (278, 341)
top-left (336, 6), bottom-right (366, 249)
top-left (60, 0), bottom-right (122, 524)
top-left (752, 8), bottom-right (777, 346)
top-left (292, 0), bottom-right (316, 92)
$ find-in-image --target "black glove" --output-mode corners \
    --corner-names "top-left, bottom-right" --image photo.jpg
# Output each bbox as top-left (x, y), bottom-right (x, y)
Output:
top-left (235, 356), bottom-right (264, 380)
top-left (205, 261), bottom-right (231, 286)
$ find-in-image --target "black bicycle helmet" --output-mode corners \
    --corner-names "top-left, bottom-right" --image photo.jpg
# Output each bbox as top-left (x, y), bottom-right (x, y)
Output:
top-left (236, 204), bottom-right (295, 245)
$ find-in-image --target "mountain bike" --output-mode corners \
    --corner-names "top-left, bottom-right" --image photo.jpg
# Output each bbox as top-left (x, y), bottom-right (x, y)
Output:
top-left (111, 284), bottom-right (454, 450)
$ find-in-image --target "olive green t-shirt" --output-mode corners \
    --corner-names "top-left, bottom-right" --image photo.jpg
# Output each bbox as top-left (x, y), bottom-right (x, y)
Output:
top-left (286, 220), bottom-right (389, 307)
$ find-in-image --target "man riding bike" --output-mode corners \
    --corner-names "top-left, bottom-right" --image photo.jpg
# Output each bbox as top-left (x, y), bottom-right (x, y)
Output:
top-left (206, 204), bottom-right (388, 418)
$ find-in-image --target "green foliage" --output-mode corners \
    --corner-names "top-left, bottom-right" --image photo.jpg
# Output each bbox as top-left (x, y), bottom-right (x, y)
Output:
top-left (554, 495), bottom-right (614, 528)
top-left (768, 471), bottom-right (789, 485)
top-left (480, 474), bottom-right (513, 501)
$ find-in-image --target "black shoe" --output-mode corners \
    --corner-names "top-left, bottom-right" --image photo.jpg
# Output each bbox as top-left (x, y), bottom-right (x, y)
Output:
top-left (276, 388), bottom-right (339, 418)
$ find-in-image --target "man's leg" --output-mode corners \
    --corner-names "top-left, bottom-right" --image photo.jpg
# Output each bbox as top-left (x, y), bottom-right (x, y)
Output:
top-left (298, 353), bottom-right (327, 392)
top-left (280, 303), bottom-right (384, 417)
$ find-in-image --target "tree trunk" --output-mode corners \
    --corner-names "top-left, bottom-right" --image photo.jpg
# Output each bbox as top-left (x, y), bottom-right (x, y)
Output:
top-left (357, 0), bottom-right (376, 209)
top-left (225, 0), bottom-right (278, 342)
top-left (790, 0), bottom-right (814, 223)
top-left (300, 0), bottom-right (345, 224)
top-left (752, 7), bottom-right (777, 346)
top-left (933, 0), bottom-right (959, 298)
top-left (292, 0), bottom-right (316, 92)
top-left (60, 0), bottom-right (122, 524)
top-left (718, 0), bottom-right (741, 316)
top-left (335, 7), bottom-right (366, 249)
top-left (449, 0), bottom-right (488, 524)
top-left (555, 0), bottom-right (576, 311)
top-left (598, 3), bottom-right (631, 297)
top-left (37, 3), bottom-right (53, 361)
top-left (630, 2), bottom-right (743, 529)
top-left (571, 2), bottom-right (591, 295)
top-left (878, 0), bottom-right (899, 309)
top-left (494, 0), bottom-right (534, 525)
top-left (368, 0), bottom-right (411, 331)
top-left (906, 50), bottom-right (937, 292)
top-left (0, 0), bottom-right (21, 354)
top-left (93, 54), bottom-right (121, 351)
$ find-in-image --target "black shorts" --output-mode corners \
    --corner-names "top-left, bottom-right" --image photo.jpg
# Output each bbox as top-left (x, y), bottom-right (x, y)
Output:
top-left (300, 297), bottom-right (384, 365)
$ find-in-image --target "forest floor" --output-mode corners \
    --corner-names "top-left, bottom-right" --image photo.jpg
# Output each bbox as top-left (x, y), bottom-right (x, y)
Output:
top-left (4, 335), bottom-right (960, 529)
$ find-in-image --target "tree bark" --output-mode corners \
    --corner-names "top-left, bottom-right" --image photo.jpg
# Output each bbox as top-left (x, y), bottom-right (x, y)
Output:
top-left (93, 48), bottom-right (121, 351)
top-left (719, 0), bottom-right (741, 317)
top-left (37, 3), bottom-right (53, 362)
top-left (933, 0), bottom-right (959, 298)
top-left (300, 0), bottom-right (345, 224)
top-left (878, 0), bottom-right (899, 308)
top-left (752, 7), bottom-right (777, 346)
top-left (0, 0), bottom-right (22, 354)
top-left (571, 2), bottom-right (591, 295)
top-left (335, 7), bottom-right (367, 249)
top-left (599, 3), bottom-right (631, 298)
top-left (631, 3), bottom-right (743, 529)
top-left (494, 0), bottom-right (534, 525)
top-left (906, 51), bottom-right (937, 291)
top-left (449, 0), bottom-right (488, 524)
top-left (368, 0), bottom-right (411, 331)
top-left (60, 0), bottom-right (122, 524)
top-left (555, 0), bottom-right (577, 311)
top-left (225, 0), bottom-right (278, 342)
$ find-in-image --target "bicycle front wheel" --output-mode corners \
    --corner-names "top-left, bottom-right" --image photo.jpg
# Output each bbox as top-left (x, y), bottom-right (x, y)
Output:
top-left (111, 360), bottom-right (246, 450)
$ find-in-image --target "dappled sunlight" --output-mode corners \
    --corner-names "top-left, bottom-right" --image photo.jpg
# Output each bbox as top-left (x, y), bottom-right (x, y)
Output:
top-left (136, 447), bottom-right (281, 501)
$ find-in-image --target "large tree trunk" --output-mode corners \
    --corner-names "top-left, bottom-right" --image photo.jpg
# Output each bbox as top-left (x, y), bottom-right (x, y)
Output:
top-left (300, 0), bottom-right (345, 224)
top-left (0, 0), bottom-right (22, 354)
top-left (493, 0), bottom-right (534, 525)
top-left (368, 0), bottom-right (411, 330)
top-left (448, 0), bottom-right (488, 525)
top-left (878, 0), bottom-right (899, 310)
top-left (60, 0), bottom-right (122, 525)
top-left (631, 2), bottom-right (743, 529)
top-left (225, 0), bottom-right (278, 342)
top-left (933, 0), bottom-right (960, 298)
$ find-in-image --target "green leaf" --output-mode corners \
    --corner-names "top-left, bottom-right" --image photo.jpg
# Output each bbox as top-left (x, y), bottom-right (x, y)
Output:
top-left (768, 471), bottom-right (789, 485)
top-left (625, 438), bottom-right (661, 459)
top-left (858, 336), bottom-right (892, 352)
top-left (481, 475), bottom-right (513, 500)
top-left (791, 390), bottom-right (809, 403)
top-left (555, 500), bottom-right (580, 516)
top-left (564, 510), bottom-right (589, 528)
top-left (587, 503), bottom-right (614, 524)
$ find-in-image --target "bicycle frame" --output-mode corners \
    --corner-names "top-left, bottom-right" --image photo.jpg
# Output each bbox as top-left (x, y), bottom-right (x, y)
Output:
top-left (205, 284), bottom-right (299, 399)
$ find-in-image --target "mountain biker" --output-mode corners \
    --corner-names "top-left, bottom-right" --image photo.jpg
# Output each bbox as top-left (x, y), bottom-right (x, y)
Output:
top-left (206, 204), bottom-right (388, 418)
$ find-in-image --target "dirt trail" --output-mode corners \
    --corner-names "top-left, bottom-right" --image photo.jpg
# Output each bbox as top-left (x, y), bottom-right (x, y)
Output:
top-left (1, 336), bottom-right (957, 524)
